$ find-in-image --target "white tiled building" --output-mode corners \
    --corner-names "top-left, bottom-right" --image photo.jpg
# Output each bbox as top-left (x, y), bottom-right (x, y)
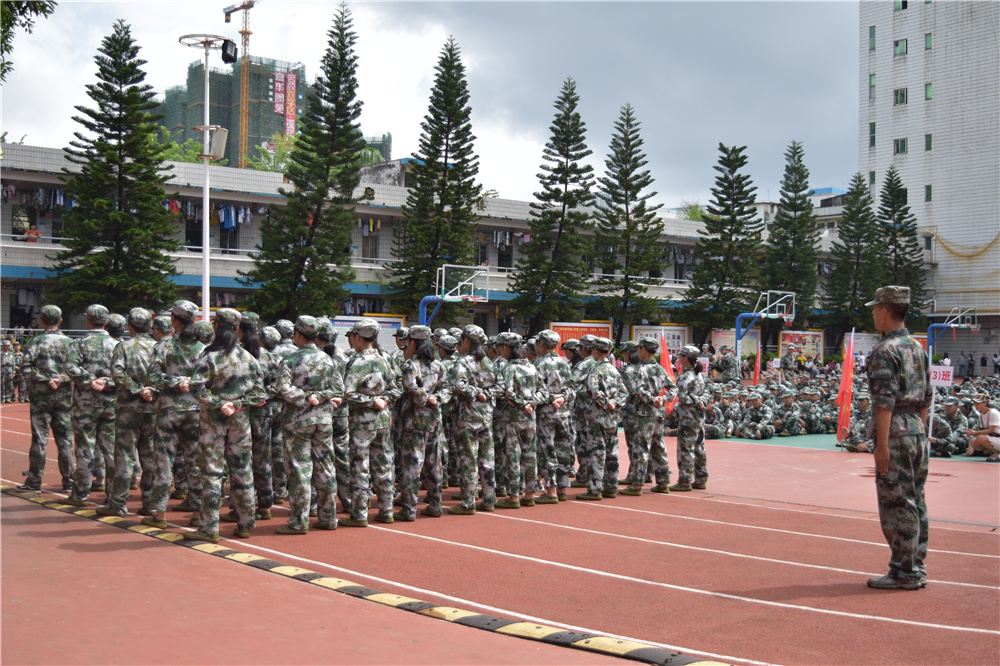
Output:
top-left (859, 0), bottom-right (1000, 357)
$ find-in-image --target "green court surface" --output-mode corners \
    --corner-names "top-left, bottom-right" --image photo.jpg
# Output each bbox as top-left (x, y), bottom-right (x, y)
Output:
top-left (716, 432), bottom-right (992, 462)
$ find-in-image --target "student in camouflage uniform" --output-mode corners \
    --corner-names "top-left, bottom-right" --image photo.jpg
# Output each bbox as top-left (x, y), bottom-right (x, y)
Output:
top-left (490, 336), bottom-right (510, 497)
top-left (926, 411), bottom-right (954, 457)
top-left (779, 344), bottom-right (797, 383)
top-left (533, 330), bottom-right (574, 503)
top-left (865, 286), bottom-right (931, 590)
top-left (714, 345), bottom-right (740, 383)
top-left (619, 342), bottom-right (641, 484)
top-left (1, 339), bottom-right (15, 402)
top-left (448, 325), bottom-right (497, 515)
top-left (315, 320), bottom-right (351, 511)
top-left (570, 335), bottom-right (597, 487)
top-left (844, 393), bottom-right (875, 452)
top-left (150, 314), bottom-right (187, 497)
top-left (737, 393), bottom-right (775, 439)
top-left (395, 325), bottom-right (448, 520)
top-left (576, 337), bottom-right (627, 501)
top-left (494, 332), bottom-right (539, 508)
top-left (670, 345), bottom-right (708, 492)
top-left (271, 315), bottom-right (342, 534)
top-left (390, 326), bottom-right (409, 483)
top-left (940, 397), bottom-right (969, 457)
top-left (14, 341), bottom-right (28, 403)
top-left (96, 309), bottom-right (156, 516)
top-left (62, 305), bottom-right (118, 505)
top-left (773, 389), bottom-right (805, 437)
top-left (621, 337), bottom-right (675, 496)
top-left (798, 388), bottom-right (827, 434)
top-left (17, 305), bottom-right (75, 493)
top-left (435, 334), bottom-right (460, 487)
top-left (703, 398), bottom-right (728, 440)
top-left (141, 301), bottom-right (205, 521)
top-left (181, 309), bottom-right (265, 543)
top-left (269, 319), bottom-right (297, 502)
top-left (343, 319), bottom-right (399, 526)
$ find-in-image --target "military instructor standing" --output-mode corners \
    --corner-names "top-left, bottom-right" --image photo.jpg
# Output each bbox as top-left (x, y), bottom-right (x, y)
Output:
top-left (865, 286), bottom-right (931, 590)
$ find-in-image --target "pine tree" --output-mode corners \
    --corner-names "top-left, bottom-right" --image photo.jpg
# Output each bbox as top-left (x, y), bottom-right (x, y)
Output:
top-left (876, 165), bottom-right (927, 318)
top-left (508, 77), bottom-right (595, 335)
top-left (682, 143), bottom-right (762, 342)
top-left (389, 37), bottom-right (481, 320)
top-left (240, 3), bottom-right (363, 321)
top-left (761, 140), bottom-right (819, 343)
top-left (52, 19), bottom-right (179, 314)
top-left (593, 103), bottom-right (665, 346)
top-left (822, 172), bottom-right (885, 348)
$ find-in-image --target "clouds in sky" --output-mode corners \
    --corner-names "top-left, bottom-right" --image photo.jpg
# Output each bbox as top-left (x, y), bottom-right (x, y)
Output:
top-left (2, 1), bottom-right (859, 207)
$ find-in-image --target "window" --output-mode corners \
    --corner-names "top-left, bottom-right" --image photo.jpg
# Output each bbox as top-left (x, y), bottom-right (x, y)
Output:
top-left (894, 0), bottom-right (908, 9)
top-left (894, 39), bottom-right (907, 56)
top-left (869, 171), bottom-right (876, 185)
top-left (498, 243), bottom-right (513, 268)
top-left (925, 134), bottom-right (932, 151)
top-left (869, 26), bottom-right (876, 51)
top-left (477, 243), bottom-right (488, 266)
top-left (869, 73), bottom-right (876, 99)
top-left (894, 88), bottom-right (908, 105)
top-left (894, 138), bottom-right (908, 154)
top-left (925, 83), bottom-right (932, 99)
top-left (11, 205), bottom-right (35, 236)
top-left (869, 122), bottom-right (876, 148)
top-left (362, 234), bottom-right (379, 260)
top-left (925, 236), bottom-right (932, 250)
top-left (925, 33), bottom-right (932, 49)
top-left (925, 185), bottom-right (932, 202)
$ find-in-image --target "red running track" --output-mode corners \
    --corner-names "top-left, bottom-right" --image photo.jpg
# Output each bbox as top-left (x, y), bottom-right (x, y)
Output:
top-left (2, 402), bottom-right (998, 665)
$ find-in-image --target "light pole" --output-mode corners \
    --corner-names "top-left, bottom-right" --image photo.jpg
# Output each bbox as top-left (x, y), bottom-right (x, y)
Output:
top-left (179, 34), bottom-right (236, 321)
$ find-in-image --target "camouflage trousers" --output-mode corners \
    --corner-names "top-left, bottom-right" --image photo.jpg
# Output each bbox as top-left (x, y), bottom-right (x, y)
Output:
top-left (269, 400), bottom-right (287, 499)
top-left (249, 405), bottom-right (273, 510)
top-left (198, 409), bottom-right (255, 536)
top-left (704, 424), bottom-right (726, 439)
top-left (172, 449), bottom-right (188, 492)
top-left (536, 409), bottom-right (572, 489)
top-left (929, 437), bottom-right (955, 456)
top-left (876, 434), bottom-right (928, 582)
top-left (500, 409), bottom-right (538, 496)
top-left (69, 397), bottom-right (116, 500)
top-left (443, 407), bottom-right (459, 486)
top-left (348, 424), bottom-right (392, 522)
top-left (25, 395), bottom-right (74, 488)
top-left (398, 409), bottom-right (442, 519)
top-left (284, 421), bottom-right (336, 531)
top-left (676, 418), bottom-right (707, 486)
top-left (493, 409), bottom-right (510, 494)
top-left (148, 409), bottom-right (202, 513)
top-left (775, 416), bottom-right (805, 436)
top-left (630, 415), bottom-right (669, 486)
top-left (803, 416), bottom-right (826, 435)
top-left (737, 422), bottom-right (775, 440)
top-left (575, 408), bottom-right (591, 482)
top-left (391, 399), bottom-right (406, 482)
top-left (105, 406), bottom-right (154, 513)
top-left (18, 376), bottom-right (28, 402)
top-left (331, 409), bottom-right (350, 510)
top-left (581, 409), bottom-right (618, 496)
top-left (1, 370), bottom-right (14, 402)
top-left (455, 422), bottom-right (495, 511)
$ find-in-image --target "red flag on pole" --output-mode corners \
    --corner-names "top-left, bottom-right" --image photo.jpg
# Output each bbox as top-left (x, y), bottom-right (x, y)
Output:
top-left (836, 328), bottom-right (856, 442)
top-left (660, 332), bottom-right (677, 416)
top-left (752, 339), bottom-right (761, 386)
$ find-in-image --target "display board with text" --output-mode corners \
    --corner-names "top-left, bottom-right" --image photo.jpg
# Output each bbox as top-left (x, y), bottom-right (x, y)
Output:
top-left (780, 330), bottom-right (825, 362)
top-left (713, 328), bottom-right (761, 358)
top-left (631, 324), bottom-right (689, 355)
top-left (550, 321), bottom-right (613, 356)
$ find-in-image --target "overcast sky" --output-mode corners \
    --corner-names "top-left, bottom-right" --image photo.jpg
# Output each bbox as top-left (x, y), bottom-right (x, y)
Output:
top-left (1, 0), bottom-right (860, 208)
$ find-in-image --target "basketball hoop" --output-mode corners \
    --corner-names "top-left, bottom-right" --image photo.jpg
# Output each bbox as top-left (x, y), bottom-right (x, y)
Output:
top-left (461, 295), bottom-right (482, 305)
top-left (971, 324), bottom-right (981, 334)
top-left (783, 315), bottom-right (794, 328)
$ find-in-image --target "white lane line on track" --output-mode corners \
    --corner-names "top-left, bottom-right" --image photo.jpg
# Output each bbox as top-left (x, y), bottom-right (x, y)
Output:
top-left (2, 447), bottom-right (58, 463)
top-left (376, 528), bottom-right (1000, 635)
top-left (485, 513), bottom-right (998, 590)
top-left (672, 493), bottom-right (1000, 534)
top-left (205, 534), bottom-right (780, 666)
top-left (589, 502), bottom-right (1000, 559)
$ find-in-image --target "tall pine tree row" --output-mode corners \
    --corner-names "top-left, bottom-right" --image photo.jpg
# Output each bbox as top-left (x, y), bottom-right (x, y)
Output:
top-left (876, 165), bottom-right (927, 318)
top-left (389, 37), bottom-right (481, 319)
top-left (822, 172), bottom-right (885, 348)
top-left (593, 103), bottom-right (665, 346)
top-left (53, 19), bottom-right (179, 314)
top-left (241, 3), bottom-right (363, 320)
top-left (762, 140), bottom-right (819, 341)
top-left (508, 77), bottom-right (595, 335)
top-left (682, 143), bottom-right (762, 342)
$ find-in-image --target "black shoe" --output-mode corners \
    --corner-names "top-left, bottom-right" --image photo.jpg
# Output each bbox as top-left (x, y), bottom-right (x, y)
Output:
top-left (16, 483), bottom-right (41, 494)
top-left (62, 482), bottom-right (73, 493)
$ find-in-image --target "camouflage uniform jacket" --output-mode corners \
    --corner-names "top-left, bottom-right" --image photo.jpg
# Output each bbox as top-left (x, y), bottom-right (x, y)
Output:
top-left (773, 402), bottom-right (802, 426)
top-left (533, 352), bottom-right (573, 415)
top-left (20, 330), bottom-right (75, 401)
top-left (848, 407), bottom-right (873, 444)
top-left (724, 401), bottom-right (743, 425)
top-left (942, 411), bottom-right (969, 445)
top-left (675, 369), bottom-right (707, 423)
top-left (344, 347), bottom-right (399, 429)
top-left (619, 363), bottom-right (640, 420)
top-left (718, 352), bottom-right (739, 382)
top-left (741, 403), bottom-right (774, 428)
top-left (929, 414), bottom-right (952, 443)
top-left (704, 403), bottom-right (727, 429)
top-left (401, 357), bottom-right (449, 415)
top-left (273, 340), bottom-right (298, 361)
top-left (191, 346), bottom-right (266, 412)
top-left (624, 359), bottom-right (675, 418)
top-left (866, 328), bottom-right (932, 437)
top-left (449, 354), bottom-right (496, 430)
top-left (499, 357), bottom-right (538, 411)
top-left (780, 352), bottom-right (796, 375)
top-left (257, 348), bottom-right (279, 400)
top-left (275, 343), bottom-right (342, 427)
top-left (572, 356), bottom-right (597, 406)
top-left (146, 336), bottom-right (205, 412)
top-left (111, 334), bottom-right (156, 412)
top-left (583, 358), bottom-right (628, 415)
top-left (65, 330), bottom-right (119, 408)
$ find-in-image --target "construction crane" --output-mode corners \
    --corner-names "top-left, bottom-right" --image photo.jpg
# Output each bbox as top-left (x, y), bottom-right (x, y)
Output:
top-left (224, 0), bottom-right (259, 168)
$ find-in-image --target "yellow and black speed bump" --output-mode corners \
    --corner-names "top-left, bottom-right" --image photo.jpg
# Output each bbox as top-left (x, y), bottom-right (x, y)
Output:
top-left (2, 486), bottom-right (729, 666)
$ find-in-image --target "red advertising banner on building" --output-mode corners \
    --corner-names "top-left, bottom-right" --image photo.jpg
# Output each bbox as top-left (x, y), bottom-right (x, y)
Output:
top-left (273, 73), bottom-right (285, 114)
top-left (549, 321), bottom-right (613, 357)
top-left (284, 72), bottom-right (297, 135)
top-left (779, 330), bottom-right (825, 363)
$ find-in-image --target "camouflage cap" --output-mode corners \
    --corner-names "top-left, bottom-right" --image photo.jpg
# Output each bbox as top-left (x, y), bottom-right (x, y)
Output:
top-left (274, 319), bottom-right (294, 338)
top-left (942, 396), bottom-right (959, 406)
top-left (678, 344), bottom-right (701, 360)
top-left (407, 325), bottom-right (431, 341)
top-left (316, 319), bottom-right (336, 342)
top-left (349, 318), bottom-right (380, 339)
top-left (240, 311), bottom-right (261, 330)
top-left (294, 315), bottom-right (319, 339)
top-left (972, 393), bottom-right (989, 404)
top-left (592, 337), bottom-right (613, 352)
top-left (865, 285), bottom-right (910, 307)
top-left (195, 320), bottom-right (215, 344)
top-left (749, 392), bottom-right (765, 401)
top-left (214, 308), bottom-right (241, 330)
top-left (801, 387), bottom-right (818, 396)
top-left (153, 315), bottom-right (173, 334)
top-left (448, 328), bottom-right (463, 338)
top-left (437, 334), bottom-right (458, 352)
top-left (525, 337), bottom-right (538, 354)
top-left (537, 330), bottom-right (561, 348)
top-left (107, 314), bottom-right (127, 337)
top-left (128, 307), bottom-right (153, 333)
top-left (622, 340), bottom-right (638, 350)
top-left (560, 338), bottom-right (579, 352)
top-left (856, 392), bottom-right (870, 401)
top-left (85, 304), bottom-right (110, 326)
top-left (1, 339), bottom-right (10, 347)
top-left (171, 300), bottom-right (200, 323)
top-left (40, 304), bottom-right (62, 325)
top-left (637, 336), bottom-right (660, 352)
top-left (719, 344), bottom-right (730, 351)
top-left (260, 326), bottom-right (280, 349)
top-left (712, 385), bottom-right (723, 394)
top-left (432, 328), bottom-right (447, 340)
top-left (395, 327), bottom-right (409, 339)
top-left (579, 335), bottom-right (596, 349)
top-left (496, 331), bottom-right (521, 347)
top-left (462, 325), bottom-right (487, 344)
top-left (781, 389), bottom-right (797, 398)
